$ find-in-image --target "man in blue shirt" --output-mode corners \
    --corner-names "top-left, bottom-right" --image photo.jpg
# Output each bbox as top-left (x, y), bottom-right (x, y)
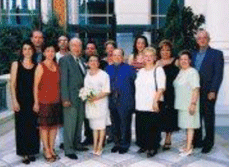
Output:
top-left (106, 48), bottom-right (136, 154)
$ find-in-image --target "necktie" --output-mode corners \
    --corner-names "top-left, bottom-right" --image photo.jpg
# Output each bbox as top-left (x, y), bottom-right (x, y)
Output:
top-left (76, 58), bottom-right (86, 76)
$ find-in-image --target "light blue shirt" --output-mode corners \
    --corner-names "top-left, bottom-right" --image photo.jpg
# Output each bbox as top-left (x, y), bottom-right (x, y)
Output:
top-left (195, 49), bottom-right (207, 71)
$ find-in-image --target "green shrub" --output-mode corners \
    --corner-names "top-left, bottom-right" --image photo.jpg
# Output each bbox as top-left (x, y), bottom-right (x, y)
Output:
top-left (156, 0), bottom-right (205, 55)
top-left (0, 12), bottom-right (66, 74)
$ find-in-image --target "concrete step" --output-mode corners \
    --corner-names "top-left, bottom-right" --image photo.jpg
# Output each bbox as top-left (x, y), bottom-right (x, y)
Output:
top-left (0, 110), bottom-right (14, 136)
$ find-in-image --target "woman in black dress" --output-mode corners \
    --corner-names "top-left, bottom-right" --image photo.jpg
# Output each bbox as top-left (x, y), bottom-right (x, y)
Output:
top-left (10, 41), bottom-right (40, 164)
top-left (156, 40), bottom-right (180, 150)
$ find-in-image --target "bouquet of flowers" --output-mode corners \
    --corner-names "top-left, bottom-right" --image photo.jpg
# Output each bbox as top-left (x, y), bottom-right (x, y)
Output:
top-left (79, 87), bottom-right (97, 101)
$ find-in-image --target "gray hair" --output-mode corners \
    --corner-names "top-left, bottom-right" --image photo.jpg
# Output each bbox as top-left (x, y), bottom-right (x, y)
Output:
top-left (196, 29), bottom-right (211, 41)
top-left (69, 37), bottom-right (82, 46)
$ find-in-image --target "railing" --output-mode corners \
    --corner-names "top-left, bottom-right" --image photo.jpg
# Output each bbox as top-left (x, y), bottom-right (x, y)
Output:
top-left (0, 74), bottom-right (11, 113)
top-left (0, 80), bottom-right (7, 112)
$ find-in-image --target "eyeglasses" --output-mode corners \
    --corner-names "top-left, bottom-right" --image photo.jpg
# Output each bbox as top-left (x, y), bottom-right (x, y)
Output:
top-left (161, 50), bottom-right (171, 52)
top-left (59, 39), bottom-right (68, 42)
top-left (197, 37), bottom-right (208, 40)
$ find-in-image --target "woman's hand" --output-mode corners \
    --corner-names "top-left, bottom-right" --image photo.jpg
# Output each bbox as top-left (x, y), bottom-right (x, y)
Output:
top-left (33, 103), bottom-right (39, 113)
top-left (153, 102), bottom-right (160, 112)
top-left (188, 103), bottom-right (196, 116)
top-left (88, 96), bottom-right (100, 102)
top-left (12, 100), bottom-right (20, 112)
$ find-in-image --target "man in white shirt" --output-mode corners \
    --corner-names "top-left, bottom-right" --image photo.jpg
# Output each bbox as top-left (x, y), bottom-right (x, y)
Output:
top-left (56, 35), bottom-right (69, 150)
top-left (56, 35), bottom-right (69, 63)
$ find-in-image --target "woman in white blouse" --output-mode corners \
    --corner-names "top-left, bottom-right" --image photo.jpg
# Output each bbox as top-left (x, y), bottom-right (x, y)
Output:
top-left (135, 47), bottom-right (166, 157)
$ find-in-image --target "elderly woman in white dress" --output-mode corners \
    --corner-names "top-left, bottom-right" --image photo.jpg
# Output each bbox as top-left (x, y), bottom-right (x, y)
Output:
top-left (84, 55), bottom-right (111, 155)
top-left (174, 50), bottom-right (200, 156)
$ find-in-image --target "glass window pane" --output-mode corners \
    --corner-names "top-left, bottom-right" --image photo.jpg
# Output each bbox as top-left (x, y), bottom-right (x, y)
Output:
top-left (151, 0), bottom-right (157, 15)
top-left (108, 0), bottom-right (114, 14)
top-left (87, 0), bottom-right (106, 14)
top-left (159, 17), bottom-right (166, 28)
top-left (79, 0), bottom-right (86, 14)
top-left (79, 16), bottom-right (86, 25)
top-left (159, 0), bottom-right (170, 15)
top-left (88, 17), bottom-right (106, 24)
top-left (151, 17), bottom-right (158, 29)
top-left (109, 16), bottom-right (115, 25)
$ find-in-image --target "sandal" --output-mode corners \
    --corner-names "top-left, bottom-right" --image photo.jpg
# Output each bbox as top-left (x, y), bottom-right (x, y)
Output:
top-left (22, 156), bottom-right (30, 164)
top-left (29, 155), bottom-right (36, 161)
top-left (162, 142), bottom-right (171, 151)
top-left (43, 148), bottom-right (56, 163)
top-left (179, 148), bottom-right (193, 157)
top-left (52, 149), bottom-right (60, 160)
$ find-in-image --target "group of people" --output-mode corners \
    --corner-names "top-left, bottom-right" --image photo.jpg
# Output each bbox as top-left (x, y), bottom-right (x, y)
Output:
top-left (10, 28), bottom-right (224, 164)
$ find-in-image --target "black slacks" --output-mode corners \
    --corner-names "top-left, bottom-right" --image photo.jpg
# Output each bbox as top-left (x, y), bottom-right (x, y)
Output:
top-left (135, 111), bottom-right (144, 147)
top-left (137, 111), bottom-right (161, 151)
top-left (110, 107), bottom-right (132, 149)
top-left (194, 90), bottom-right (216, 148)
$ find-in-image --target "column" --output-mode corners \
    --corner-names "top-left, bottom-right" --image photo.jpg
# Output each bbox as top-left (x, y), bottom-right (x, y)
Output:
top-left (22, 0), bottom-right (28, 9)
top-left (53, 0), bottom-right (67, 27)
top-left (68, 0), bottom-right (78, 25)
top-left (115, 0), bottom-right (151, 57)
top-left (41, 0), bottom-right (52, 23)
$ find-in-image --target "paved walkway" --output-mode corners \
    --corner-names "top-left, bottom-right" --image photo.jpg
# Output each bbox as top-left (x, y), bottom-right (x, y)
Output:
top-left (0, 119), bottom-right (229, 167)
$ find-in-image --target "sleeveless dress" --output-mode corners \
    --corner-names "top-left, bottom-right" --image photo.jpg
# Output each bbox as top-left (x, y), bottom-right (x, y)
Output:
top-left (160, 60), bottom-right (180, 132)
top-left (37, 62), bottom-right (62, 127)
top-left (15, 61), bottom-right (40, 156)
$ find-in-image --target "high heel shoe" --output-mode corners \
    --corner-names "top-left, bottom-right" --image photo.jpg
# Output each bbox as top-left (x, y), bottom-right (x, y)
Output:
top-left (96, 149), bottom-right (103, 156)
top-left (179, 145), bottom-right (187, 153)
top-left (162, 142), bottom-right (171, 151)
top-left (43, 148), bottom-right (55, 163)
top-left (52, 149), bottom-right (60, 160)
top-left (179, 148), bottom-right (193, 157)
top-left (29, 155), bottom-right (36, 162)
top-left (22, 156), bottom-right (30, 164)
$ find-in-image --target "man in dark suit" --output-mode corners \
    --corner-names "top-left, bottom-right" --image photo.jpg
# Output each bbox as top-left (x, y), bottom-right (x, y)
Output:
top-left (106, 48), bottom-right (136, 154)
top-left (59, 38), bottom-right (88, 160)
top-left (192, 29), bottom-right (224, 153)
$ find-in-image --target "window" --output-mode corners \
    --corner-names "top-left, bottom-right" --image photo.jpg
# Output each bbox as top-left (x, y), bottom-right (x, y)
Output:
top-left (151, 0), bottom-right (184, 42)
top-left (0, 0), bottom-right (39, 26)
top-left (77, 0), bottom-right (114, 46)
top-left (78, 0), bottom-right (114, 25)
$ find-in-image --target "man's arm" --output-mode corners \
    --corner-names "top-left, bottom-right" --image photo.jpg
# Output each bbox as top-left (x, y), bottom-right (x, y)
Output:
top-left (59, 57), bottom-right (71, 107)
top-left (210, 50), bottom-right (224, 92)
top-left (209, 50), bottom-right (224, 99)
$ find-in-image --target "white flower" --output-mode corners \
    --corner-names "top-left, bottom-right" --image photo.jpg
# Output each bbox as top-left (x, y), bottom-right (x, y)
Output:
top-left (79, 87), bottom-right (98, 101)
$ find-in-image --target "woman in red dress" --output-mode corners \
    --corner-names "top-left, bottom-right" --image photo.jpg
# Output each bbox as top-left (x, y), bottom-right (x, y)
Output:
top-left (33, 43), bottom-right (62, 162)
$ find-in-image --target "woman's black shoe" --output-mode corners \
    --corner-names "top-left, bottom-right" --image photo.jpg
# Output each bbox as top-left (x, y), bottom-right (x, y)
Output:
top-left (147, 150), bottom-right (158, 158)
top-left (29, 155), bottom-right (36, 161)
top-left (22, 156), bottom-right (30, 164)
top-left (137, 148), bottom-right (146, 153)
top-left (162, 142), bottom-right (171, 151)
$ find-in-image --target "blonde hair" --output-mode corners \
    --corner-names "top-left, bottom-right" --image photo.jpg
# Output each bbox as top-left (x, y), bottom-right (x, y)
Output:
top-left (143, 47), bottom-right (157, 56)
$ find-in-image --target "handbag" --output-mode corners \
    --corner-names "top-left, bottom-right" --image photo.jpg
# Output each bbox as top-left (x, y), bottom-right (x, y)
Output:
top-left (154, 67), bottom-right (164, 111)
